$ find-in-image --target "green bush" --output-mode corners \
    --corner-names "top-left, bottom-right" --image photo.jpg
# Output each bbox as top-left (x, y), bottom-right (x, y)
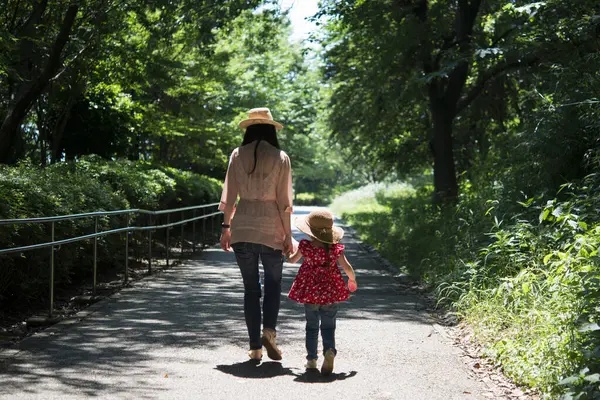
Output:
top-left (159, 166), bottom-right (222, 208)
top-left (295, 193), bottom-right (316, 205)
top-left (295, 192), bottom-right (331, 206)
top-left (0, 158), bottom-right (222, 311)
top-left (331, 177), bottom-right (600, 397)
top-left (76, 155), bottom-right (177, 209)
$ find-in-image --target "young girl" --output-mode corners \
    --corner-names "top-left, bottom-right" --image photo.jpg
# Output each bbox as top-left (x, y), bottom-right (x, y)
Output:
top-left (287, 209), bottom-right (357, 375)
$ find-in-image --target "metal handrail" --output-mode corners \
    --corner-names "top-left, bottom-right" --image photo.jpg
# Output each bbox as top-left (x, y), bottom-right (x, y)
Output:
top-left (0, 203), bottom-right (223, 317)
top-left (0, 210), bottom-right (222, 255)
top-left (0, 202), bottom-right (220, 225)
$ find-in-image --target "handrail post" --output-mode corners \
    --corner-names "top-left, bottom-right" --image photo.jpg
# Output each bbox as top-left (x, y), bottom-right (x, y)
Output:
top-left (180, 211), bottom-right (184, 256)
top-left (124, 213), bottom-right (129, 284)
top-left (166, 214), bottom-right (170, 267)
top-left (148, 216), bottom-right (153, 274)
top-left (202, 210), bottom-right (206, 247)
top-left (93, 216), bottom-right (98, 295)
top-left (49, 221), bottom-right (55, 317)
top-left (192, 209), bottom-right (196, 254)
top-left (211, 213), bottom-right (214, 243)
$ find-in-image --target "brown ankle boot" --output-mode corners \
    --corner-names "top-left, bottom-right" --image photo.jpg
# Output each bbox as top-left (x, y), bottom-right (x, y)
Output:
top-left (260, 328), bottom-right (282, 360)
top-left (321, 349), bottom-right (335, 375)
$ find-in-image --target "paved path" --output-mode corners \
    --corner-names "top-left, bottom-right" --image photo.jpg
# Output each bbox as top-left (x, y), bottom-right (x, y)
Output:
top-left (0, 207), bottom-right (489, 399)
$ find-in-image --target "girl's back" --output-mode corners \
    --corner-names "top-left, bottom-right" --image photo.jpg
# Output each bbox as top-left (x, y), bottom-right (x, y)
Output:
top-left (288, 239), bottom-right (350, 305)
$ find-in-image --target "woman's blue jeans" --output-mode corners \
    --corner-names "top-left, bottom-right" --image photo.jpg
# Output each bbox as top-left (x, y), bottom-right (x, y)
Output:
top-left (232, 242), bottom-right (283, 350)
top-left (304, 303), bottom-right (338, 360)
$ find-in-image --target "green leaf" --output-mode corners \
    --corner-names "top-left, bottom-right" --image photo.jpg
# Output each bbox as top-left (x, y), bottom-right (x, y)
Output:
top-left (584, 373), bottom-right (600, 383)
top-left (567, 219), bottom-right (578, 230)
top-left (539, 208), bottom-right (550, 223)
top-left (552, 206), bottom-right (563, 218)
top-left (558, 376), bottom-right (579, 385)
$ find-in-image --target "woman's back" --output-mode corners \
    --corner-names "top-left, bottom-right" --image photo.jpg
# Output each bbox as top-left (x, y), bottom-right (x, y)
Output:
top-left (233, 141), bottom-right (289, 201)
top-left (219, 140), bottom-right (293, 251)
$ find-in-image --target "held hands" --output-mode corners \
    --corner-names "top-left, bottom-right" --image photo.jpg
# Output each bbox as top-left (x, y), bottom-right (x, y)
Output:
top-left (348, 279), bottom-right (358, 293)
top-left (283, 235), bottom-right (294, 256)
top-left (220, 229), bottom-right (233, 252)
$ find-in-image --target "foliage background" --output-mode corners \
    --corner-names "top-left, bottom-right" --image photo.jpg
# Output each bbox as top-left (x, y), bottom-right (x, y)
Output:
top-left (1, 0), bottom-right (599, 397)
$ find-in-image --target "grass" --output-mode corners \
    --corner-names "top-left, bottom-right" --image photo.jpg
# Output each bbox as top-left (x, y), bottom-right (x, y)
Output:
top-left (330, 182), bottom-right (414, 216)
top-left (330, 182), bottom-right (415, 269)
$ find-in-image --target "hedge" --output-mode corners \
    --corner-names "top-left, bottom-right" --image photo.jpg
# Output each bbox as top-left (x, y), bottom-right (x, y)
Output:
top-left (0, 156), bottom-right (222, 311)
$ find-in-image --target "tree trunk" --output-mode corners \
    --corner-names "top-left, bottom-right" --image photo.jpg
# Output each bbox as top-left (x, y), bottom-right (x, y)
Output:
top-left (0, 4), bottom-right (78, 164)
top-left (416, 0), bottom-right (483, 205)
top-left (159, 136), bottom-right (169, 163)
top-left (50, 92), bottom-right (79, 164)
top-left (50, 105), bottom-right (72, 164)
top-left (431, 105), bottom-right (458, 204)
top-left (35, 109), bottom-right (48, 167)
top-left (41, 135), bottom-right (47, 167)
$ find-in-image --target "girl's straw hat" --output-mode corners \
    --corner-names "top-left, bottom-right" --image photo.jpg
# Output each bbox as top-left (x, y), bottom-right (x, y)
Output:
top-left (239, 107), bottom-right (284, 131)
top-left (295, 209), bottom-right (344, 244)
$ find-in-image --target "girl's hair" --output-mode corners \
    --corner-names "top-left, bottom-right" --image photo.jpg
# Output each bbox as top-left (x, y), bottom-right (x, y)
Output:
top-left (241, 124), bottom-right (280, 174)
top-left (311, 238), bottom-right (330, 263)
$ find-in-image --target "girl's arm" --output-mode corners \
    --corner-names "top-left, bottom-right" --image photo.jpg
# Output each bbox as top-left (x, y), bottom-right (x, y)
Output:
top-left (287, 249), bottom-right (302, 264)
top-left (338, 252), bottom-right (357, 290)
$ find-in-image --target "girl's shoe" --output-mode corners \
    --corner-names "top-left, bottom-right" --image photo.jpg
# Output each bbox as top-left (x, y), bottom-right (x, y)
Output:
top-left (321, 349), bottom-right (335, 375)
top-left (260, 328), bottom-right (282, 360)
top-left (304, 359), bottom-right (318, 369)
top-left (248, 349), bottom-right (262, 360)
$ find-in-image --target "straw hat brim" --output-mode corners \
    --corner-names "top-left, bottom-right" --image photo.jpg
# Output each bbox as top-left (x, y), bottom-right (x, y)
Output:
top-left (239, 118), bottom-right (283, 131)
top-left (295, 215), bottom-right (344, 244)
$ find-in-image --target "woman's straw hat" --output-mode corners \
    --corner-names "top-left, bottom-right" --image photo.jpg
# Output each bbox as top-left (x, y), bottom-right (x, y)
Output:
top-left (239, 107), bottom-right (284, 131)
top-left (295, 209), bottom-right (344, 244)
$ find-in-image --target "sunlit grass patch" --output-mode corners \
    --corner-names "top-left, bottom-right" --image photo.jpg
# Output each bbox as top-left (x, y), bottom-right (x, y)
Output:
top-left (330, 182), bottom-right (414, 217)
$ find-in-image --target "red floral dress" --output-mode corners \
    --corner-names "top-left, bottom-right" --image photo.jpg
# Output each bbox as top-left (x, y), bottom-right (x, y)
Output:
top-left (288, 239), bottom-right (350, 305)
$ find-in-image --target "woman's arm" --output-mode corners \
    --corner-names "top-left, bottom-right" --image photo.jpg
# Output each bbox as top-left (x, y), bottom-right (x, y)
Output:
top-left (276, 154), bottom-right (294, 254)
top-left (219, 151), bottom-right (238, 252)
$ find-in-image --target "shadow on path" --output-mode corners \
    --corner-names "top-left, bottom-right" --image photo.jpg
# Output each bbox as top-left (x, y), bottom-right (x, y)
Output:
top-left (215, 360), bottom-right (358, 384)
top-left (294, 369), bottom-right (358, 383)
top-left (215, 360), bottom-right (295, 379)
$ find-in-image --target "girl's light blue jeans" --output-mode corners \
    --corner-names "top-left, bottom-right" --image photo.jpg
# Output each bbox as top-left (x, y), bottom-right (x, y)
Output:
top-left (304, 303), bottom-right (338, 360)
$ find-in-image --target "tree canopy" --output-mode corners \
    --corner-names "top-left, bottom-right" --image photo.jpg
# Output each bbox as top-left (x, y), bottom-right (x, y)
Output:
top-left (319, 0), bottom-right (600, 202)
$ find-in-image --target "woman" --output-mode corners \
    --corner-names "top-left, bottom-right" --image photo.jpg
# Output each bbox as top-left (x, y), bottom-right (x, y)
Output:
top-left (219, 107), bottom-right (293, 361)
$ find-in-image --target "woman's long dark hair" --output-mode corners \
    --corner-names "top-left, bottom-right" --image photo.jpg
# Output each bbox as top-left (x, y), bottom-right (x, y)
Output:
top-left (241, 124), bottom-right (280, 174)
